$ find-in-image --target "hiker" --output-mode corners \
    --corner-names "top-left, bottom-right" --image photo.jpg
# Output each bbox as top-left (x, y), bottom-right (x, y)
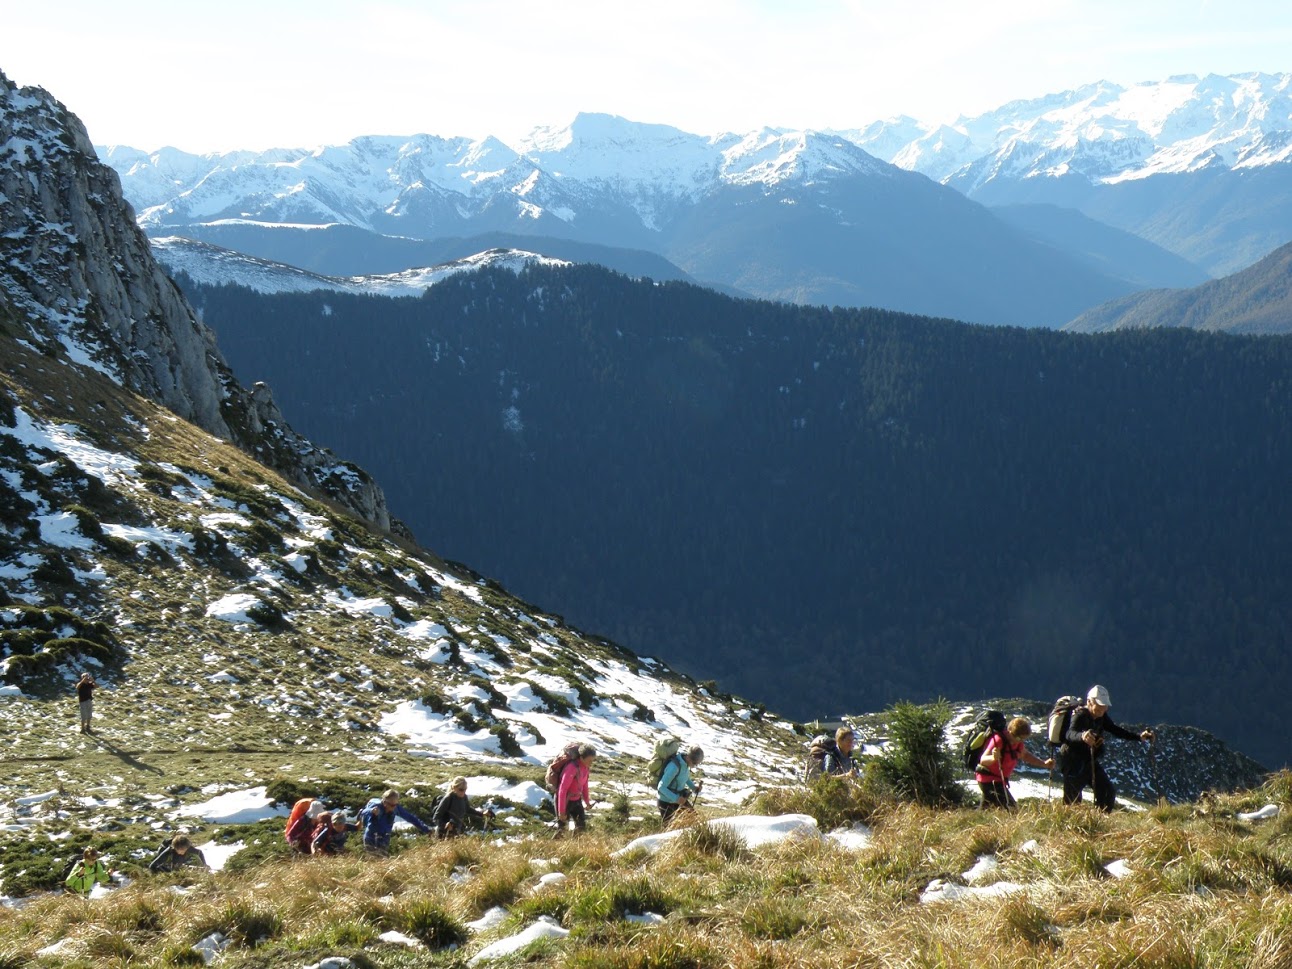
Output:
top-left (555, 745), bottom-right (597, 836)
top-left (433, 776), bottom-right (496, 838)
top-left (360, 789), bottom-right (432, 854)
top-left (64, 846), bottom-right (111, 895)
top-left (1061, 685), bottom-right (1155, 811)
top-left (657, 744), bottom-right (704, 823)
top-left (310, 810), bottom-right (360, 855)
top-left (76, 672), bottom-right (96, 734)
top-left (975, 717), bottom-right (1054, 809)
top-left (286, 798), bottom-right (327, 853)
top-left (805, 728), bottom-right (858, 781)
top-left (148, 834), bottom-right (208, 872)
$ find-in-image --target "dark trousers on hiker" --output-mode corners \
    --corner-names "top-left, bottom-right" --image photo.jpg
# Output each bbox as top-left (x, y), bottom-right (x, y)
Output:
top-left (978, 781), bottom-right (1016, 810)
top-left (556, 801), bottom-right (587, 838)
top-left (1063, 760), bottom-right (1116, 811)
top-left (658, 800), bottom-right (689, 824)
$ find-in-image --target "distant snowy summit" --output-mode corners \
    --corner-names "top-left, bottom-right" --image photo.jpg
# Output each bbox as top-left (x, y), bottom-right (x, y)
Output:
top-left (99, 72), bottom-right (1291, 233)
top-left (100, 116), bottom-right (892, 235)
top-left (842, 71), bottom-right (1292, 189)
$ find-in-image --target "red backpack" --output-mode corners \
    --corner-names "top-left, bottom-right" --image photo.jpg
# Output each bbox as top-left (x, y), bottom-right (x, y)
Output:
top-left (544, 742), bottom-right (583, 792)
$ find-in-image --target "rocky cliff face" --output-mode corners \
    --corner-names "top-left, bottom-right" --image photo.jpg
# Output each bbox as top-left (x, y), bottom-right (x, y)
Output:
top-left (0, 69), bottom-right (391, 531)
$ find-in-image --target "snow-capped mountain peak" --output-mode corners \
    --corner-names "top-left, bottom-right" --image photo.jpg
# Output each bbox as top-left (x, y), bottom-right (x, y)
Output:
top-left (847, 71), bottom-right (1292, 187)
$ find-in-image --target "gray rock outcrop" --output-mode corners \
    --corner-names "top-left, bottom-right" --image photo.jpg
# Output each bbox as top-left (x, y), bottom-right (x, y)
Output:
top-left (0, 69), bottom-right (391, 531)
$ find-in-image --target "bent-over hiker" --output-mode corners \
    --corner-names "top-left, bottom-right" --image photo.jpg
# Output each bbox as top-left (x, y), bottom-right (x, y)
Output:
top-left (286, 798), bottom-right (327, 853)
top-left (360, 789), bottom-right (431, 853)
top-left (310, 811), bottom-right (360, 854)
top-left (149, 834), bottom-right (208, 872)
top-left (555, 745), bottom-right (596, 837)
top-left (65, 846), bottom-right (111, 895)
top-left (1061, 685), bottom-right (1155, 811)
top-left (658, 745), bottom-right (703, 824)
top-left (976, 717), bottom-right (1054, 809)
top-left (433, 776), bottom-right (495, 838)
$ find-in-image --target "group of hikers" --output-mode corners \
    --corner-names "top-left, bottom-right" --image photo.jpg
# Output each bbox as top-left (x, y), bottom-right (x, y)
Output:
top-left (806, 684), bottom-right (1155, 813)
top-left (63, 679), bottom-right (1154, 894)
top-left (971, 684), bottom-right (1154, 811)
top-left (64, 834), bottom-right (208, 895)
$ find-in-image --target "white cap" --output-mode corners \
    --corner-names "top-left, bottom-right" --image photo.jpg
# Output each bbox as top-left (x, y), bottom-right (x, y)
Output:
top-left (1087, 685), bottom-right (1111, 707)
top-left (306, 800), bottom-right (327, 819)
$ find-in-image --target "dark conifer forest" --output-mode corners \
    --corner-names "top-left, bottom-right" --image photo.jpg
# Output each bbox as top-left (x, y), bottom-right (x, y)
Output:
top-left (179, 265), bottom-right (1292, 768)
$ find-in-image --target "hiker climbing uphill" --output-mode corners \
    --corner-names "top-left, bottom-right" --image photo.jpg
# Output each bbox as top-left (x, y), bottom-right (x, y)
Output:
top-left (148, 834), bottom-right (208, 873)
top-left (433, 776), bottom-right (495, 838)
top-left (657, 744), bottom-right (704, 823)
top-left (1060, 685), bottom-right (1155, 811)
top-left (975, 717), bottom-right (1053, 809)
top-left (554, 745), bottom-right (597, 837)
top-left (804, 727), bottom-right (860, 781)
top-left (64, 846), bottom-right (111, 895)
top-left (360, 789), bottom-right (432, 853)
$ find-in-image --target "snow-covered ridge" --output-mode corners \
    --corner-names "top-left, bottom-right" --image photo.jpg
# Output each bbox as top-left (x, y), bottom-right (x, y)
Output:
top-left (97, 74), bottom-right (1291, 237)
top-left (153, 238), bottom-right (570, 297)
top-left (99, 112), bottom-right (893, 234)
top-left (839, 71), bottom-right (1292, 187)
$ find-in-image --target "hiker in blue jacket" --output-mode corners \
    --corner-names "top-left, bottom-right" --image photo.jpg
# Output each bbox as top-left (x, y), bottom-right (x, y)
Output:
top-left (657, 745), bottom-right (704, 824)
top-left (361, 789), bottom-right (432, 853)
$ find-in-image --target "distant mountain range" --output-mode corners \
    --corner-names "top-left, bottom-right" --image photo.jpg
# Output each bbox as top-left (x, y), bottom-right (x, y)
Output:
top-left (846, 71), bottom-right (1292, 276)
top-left (100, 72), bottom-right (1292, 327)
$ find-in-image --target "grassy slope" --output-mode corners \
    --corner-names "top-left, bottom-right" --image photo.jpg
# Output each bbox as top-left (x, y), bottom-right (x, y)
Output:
top-left (0, 777), bottom-right (1291, 967)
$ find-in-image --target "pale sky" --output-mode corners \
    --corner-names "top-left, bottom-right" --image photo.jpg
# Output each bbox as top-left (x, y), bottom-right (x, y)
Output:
top-left (3, 0), bottom-right (1291, 153)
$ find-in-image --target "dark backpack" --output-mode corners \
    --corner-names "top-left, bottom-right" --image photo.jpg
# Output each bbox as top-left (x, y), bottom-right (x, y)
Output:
top-left (544, 742), bottom-right (583, 793)
top-left (1047, 695), bottom-right (1084, 747)
top-left (803, 734), bottom-right (835, 782)
top-left (962, 709), bottom-right (1009, 772)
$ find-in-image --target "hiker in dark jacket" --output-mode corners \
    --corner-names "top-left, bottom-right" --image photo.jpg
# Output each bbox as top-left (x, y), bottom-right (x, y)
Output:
top-left (1061, 685), bottom-right (1154, 811)
top-left (432, 776), bottom-right (495, 838)
top-left (148, 834), bottom-right (208, 873)
top-left (824, 728), bottom-right (859, 777)
top-left (76, 672), bottom-right (96, 734)
top-left (360, 789), bottom-right (432, 853)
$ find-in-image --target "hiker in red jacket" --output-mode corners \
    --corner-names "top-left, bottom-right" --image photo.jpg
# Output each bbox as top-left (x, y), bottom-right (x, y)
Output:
top-left (976, 717), bottom-right (1054, 809)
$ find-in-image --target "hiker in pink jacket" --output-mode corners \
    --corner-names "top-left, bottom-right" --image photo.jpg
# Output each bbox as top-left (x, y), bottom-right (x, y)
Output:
top-left (976, 717), bottom-right (1054, 809)
top-left (555, 744), bottom-right (597, 836)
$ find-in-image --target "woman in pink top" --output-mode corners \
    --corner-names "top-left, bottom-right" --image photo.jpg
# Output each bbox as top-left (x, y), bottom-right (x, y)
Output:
top-left (555, 744), bottom-right (597, 836)
top-left (976, 717), bottom-right (1054, 809)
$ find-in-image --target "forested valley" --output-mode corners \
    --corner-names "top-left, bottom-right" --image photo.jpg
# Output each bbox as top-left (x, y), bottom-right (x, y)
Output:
top-left (178, 265), bottom-right (1292, 768)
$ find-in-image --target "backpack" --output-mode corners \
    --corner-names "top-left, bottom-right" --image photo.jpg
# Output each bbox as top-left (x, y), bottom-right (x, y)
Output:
top-left (803, 734), bottom-right (834, 782)
top-left (646, 736), bottom-right (683, 788)
top-left (1047, 695), bottom-right (1084, 747)
top-left (544, 742), bottom-right (583, 792)
top-left (961, 709), bottom-right (1009, 772)
top-left (283, 798), bottom-right (314, 842)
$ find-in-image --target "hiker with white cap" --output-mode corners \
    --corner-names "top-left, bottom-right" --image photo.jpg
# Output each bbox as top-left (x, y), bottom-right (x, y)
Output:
top-left (1061, 684), bottom-right (1155, 811)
